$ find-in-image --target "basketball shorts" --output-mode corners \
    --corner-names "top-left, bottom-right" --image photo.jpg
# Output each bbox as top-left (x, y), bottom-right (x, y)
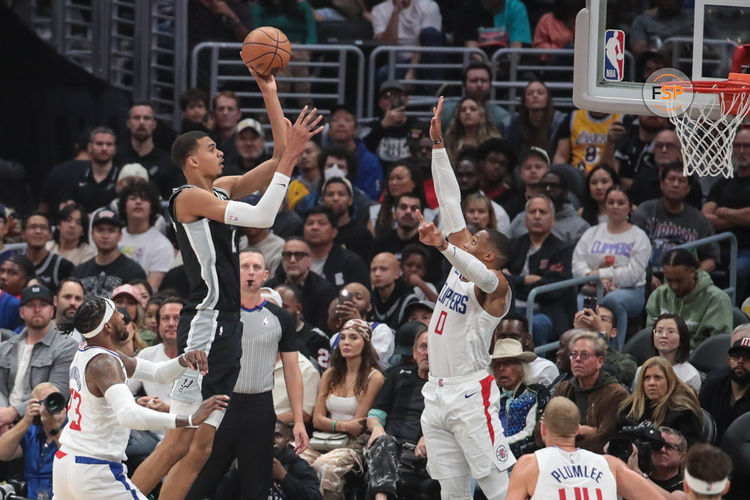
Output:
top-left (170, 310), bottom-right (242, 428)
top-left (420, 370), bottom-right (517, 480)
top-left (52, 450), bottom-right (147, 500)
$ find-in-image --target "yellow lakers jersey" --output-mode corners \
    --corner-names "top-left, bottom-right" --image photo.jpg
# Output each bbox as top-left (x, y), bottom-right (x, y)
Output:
top-left (570, 110), bottom-right (621, 173)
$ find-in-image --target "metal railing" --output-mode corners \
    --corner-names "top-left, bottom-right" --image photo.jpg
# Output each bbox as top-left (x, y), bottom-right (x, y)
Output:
top-left (191, 42), bottom-right (366, 121)
top-left (526, 275), bottom-right (603, 337)
top-left (663, 37), bottom-right (738, 78)
top-left (13, 0), bottom-right (187, 128)
top-left (367, 46), bottom-right (488, 118)
top-left (677, 231), bottom-right (737, 304)
top-left (490, 47), bottom-right (635, 113)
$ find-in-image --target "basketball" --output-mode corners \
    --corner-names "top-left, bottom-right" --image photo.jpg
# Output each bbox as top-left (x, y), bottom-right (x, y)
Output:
top-left (240, 27), bottom-right (291, 77)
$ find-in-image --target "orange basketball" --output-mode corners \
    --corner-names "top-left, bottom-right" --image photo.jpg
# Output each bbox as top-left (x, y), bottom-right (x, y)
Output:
top-left (240, 27), bottom-right (292, 77)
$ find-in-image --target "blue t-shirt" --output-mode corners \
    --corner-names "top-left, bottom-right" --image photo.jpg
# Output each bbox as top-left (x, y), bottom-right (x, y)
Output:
top-left (488, 0), bottom-right (532, 46)
top-left (0, 290), bottom-right (21, 331)
top-left (20, 425), bottom-right (58, 499)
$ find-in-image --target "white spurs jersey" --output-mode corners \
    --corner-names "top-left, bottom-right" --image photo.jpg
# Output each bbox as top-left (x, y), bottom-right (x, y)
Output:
top-left (427, 267), bottom-right (510, 378)
top-left (59, 345), bottom-right (131, 462)
top-left (531, 447), bottom-right (617, 500)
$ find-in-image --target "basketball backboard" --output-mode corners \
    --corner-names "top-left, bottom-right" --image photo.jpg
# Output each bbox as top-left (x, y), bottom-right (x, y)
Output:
top-left (573, 0), bottom-right (748, 117)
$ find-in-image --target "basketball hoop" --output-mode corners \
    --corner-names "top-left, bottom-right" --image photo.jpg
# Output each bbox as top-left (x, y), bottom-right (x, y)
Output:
top-left (663, 73), bottom-right (750, 179)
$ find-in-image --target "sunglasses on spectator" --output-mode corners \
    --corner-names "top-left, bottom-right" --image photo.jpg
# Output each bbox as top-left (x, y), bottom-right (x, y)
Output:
top-left (729, 352), bottom-right (750, 362)
top-left (281, 251), bottom-right (310, 261)
top-left (662, 442), bottom-right (683, 453)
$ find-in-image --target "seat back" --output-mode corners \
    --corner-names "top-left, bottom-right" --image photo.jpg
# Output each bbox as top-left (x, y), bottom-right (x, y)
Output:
top-left (690, 334), bottom-right (731, 374)
top-left (622, 327), bottom-right (654, 366)
top-left (733, 307), bottom-right (749, 328)
top-left (701, 408), bottom-right (717, 445)
top-left (720, 413), bottom-right (750, 497)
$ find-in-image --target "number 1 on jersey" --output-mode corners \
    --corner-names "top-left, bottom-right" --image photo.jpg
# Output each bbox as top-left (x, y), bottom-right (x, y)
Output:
top-left (434, 310), bottom-right (447, 335)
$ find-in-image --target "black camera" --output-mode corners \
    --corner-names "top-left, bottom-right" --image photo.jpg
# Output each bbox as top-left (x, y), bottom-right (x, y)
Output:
top-left (607, 421), bottom-right (665, 474)
top-left (32, 392), bottom-right (66, 427)
top-left (391, 97), bottom-right (405, 109)
top-left (0, 479), bottom-right (28, 500)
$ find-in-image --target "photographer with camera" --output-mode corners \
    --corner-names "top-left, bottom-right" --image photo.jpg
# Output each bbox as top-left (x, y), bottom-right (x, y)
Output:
top-left (619, 357), bottom-right (703, 447)
top-left (0, 382), bottom-right (66, 499)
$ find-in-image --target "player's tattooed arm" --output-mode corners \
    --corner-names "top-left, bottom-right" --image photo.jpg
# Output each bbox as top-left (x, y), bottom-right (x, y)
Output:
top-left (86, 354), bottom-right (128, 398)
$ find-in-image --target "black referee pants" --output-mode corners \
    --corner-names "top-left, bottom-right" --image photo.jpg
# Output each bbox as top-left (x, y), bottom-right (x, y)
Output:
top-left (186, 391), bottom-right (276, 500)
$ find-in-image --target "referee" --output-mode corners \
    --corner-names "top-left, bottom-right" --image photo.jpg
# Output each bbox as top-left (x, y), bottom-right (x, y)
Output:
top-left (187, 248), bottom-right (308, 499)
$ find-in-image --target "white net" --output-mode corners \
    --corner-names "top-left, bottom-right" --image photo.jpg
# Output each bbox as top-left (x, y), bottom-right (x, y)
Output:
top-left (669, 86), bottom-right (750, 178)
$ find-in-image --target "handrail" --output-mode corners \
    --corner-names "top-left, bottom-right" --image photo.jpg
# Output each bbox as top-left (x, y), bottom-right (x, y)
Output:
top-left (676, 231), bottom-right (737, 304)
top-left (191, 42), bottom-right (366, 120)
top-left (526, 275), bottom-right (603, 337)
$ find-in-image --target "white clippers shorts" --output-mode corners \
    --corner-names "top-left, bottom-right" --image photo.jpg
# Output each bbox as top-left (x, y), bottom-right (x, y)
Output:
top-left (420, 370), bottom-right (517, 480)
top-left (52, 449), bottom-right (147, 499)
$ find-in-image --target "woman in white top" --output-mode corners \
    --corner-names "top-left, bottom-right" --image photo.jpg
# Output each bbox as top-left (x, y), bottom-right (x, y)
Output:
top-left (633, 313), bottom-right (702, 393)
top-left (308, 319), bottom-right (384, 499)
top-left (573, 186), bottom-right (652, 349)
top-left (46, 204), bottom-right (96, 266)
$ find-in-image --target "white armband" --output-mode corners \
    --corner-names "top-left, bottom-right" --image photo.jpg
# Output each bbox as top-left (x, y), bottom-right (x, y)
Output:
top-left (223, 172), bottom-right (290, 228)
top-left (432, 148), bottom-right (466, 236)
top-left (104, 384), bottom-right (177, 431)
top-left (132, 356), bottom-right (185, 385)
top-left (441, 243), bottom-right (499, 293)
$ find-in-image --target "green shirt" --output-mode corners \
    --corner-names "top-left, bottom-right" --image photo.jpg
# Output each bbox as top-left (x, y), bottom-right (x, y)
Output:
top-left (250, 2), bottom-right (317, 44)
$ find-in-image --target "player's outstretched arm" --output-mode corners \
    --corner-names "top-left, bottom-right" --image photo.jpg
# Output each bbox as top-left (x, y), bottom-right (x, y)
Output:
top-left (429, 96), bottom-right (472, 248)
top-left (174, 107), bottom-right (322, 228)
top-left (215, 67), bottom-right (288, 199)
top-left (121, 350), bottom-right (209, 384)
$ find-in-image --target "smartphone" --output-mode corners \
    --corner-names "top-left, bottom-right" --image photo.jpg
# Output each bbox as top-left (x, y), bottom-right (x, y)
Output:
top-left (583, 296), bottom-right (597, 311)
top-left (391, 97), bottom-right (405, 109)
top-left (339, 289), bottom-right (353, 304)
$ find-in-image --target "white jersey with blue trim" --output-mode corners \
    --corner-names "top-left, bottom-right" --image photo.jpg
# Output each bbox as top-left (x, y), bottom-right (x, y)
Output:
top-left (531, 447), bottom-right (617, 500)
top-left (427, 267), bottom-right (510, 378)
top-left (59, 345), bottom-right (131, 462)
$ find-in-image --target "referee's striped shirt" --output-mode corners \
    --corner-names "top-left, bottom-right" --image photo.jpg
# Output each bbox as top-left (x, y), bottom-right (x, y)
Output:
top-left (235, 300), bottom-right (298, 394)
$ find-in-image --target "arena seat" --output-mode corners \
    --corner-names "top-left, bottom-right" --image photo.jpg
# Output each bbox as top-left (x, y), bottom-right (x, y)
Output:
top-left (316, 20), bottom-right (374, 45)
top-left (732, 307), bottom-right (749, 328)
top-left (720, 412), bottom-right (750, 499)
top-left (689, 333), bottom-right (731, 374)
top-left (700, 408), bottom-right (717, 445)
top-left (622, 327), bottom-right (653, 365)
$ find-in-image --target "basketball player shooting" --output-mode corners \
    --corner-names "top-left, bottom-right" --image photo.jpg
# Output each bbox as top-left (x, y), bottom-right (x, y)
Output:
top-left (130, 68), bottom-right (323, 499)
top-left (416, 96), bottom-right (516, 500)
top-left (52, 298), bottom-right (229, 500)
top-left (506, 397), bottom-right (682, 500)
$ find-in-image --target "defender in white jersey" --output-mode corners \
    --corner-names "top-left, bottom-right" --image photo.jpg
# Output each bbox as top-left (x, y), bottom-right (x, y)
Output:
top-left (415, 97), bottom-right (516, 500)
top-left (52, 298), bottom-right (228, 499)
top-left (507, 397), bottom-right (680, 500)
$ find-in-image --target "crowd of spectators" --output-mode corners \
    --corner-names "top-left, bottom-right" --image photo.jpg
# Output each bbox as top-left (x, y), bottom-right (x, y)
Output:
top-left (2, 0), bottom-right (750, 498)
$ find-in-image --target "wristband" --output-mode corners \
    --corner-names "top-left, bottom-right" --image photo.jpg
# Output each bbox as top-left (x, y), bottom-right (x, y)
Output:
top-left (332, 420), bottom-right (337, 431)
top-left (188, 414), bottom-right (193, 427)
top-left (432, 139), bottom-right (443, 144)
top-left (436, 237), bottom-right (449, 251)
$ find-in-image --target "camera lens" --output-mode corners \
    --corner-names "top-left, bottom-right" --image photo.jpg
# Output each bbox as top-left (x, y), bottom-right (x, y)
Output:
top-left (42, 392), bottom-right (67, 414)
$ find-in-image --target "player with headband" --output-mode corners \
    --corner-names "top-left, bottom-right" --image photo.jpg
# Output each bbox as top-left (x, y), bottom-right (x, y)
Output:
top-left (682, 444), bottom-right (733, 500)
top-left (52, 298), bottom-right (228, 499)
top-left (415, 96), bottom-right (516, 500)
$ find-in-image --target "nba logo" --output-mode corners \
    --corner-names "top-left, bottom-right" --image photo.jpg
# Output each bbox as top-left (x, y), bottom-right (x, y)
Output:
top-left (603, 30), bottom-right (625, 82)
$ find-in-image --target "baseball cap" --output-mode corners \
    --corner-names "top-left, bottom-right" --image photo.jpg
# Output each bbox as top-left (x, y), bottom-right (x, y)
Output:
top-left (404, 300), bottom-right (435, 319)
top-left (21, 284), bottom-right (53, 306)
top-left (117, 163), bottom-right (149, 183)
top-left (322, 176), bottom-right (353, 197)
top-left (237, 118), bottom-right (263, 137)
top-left (728, 337), bottom-right (750, 357)
top-left (111, 284), bottom-right (142, 303)
top-left (394, 321), bottom-right (428, 356)
top-left (379, 79), bottom-right (406, 95)
top-left (91, 209), bottom-right (121, 227)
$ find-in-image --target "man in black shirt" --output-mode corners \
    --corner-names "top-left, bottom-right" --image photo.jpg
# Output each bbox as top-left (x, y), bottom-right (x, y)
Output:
top-left (322, 177), bottom-right (373, 264)
top-left (648, 427), bottom-right (686, 493)
top-left (21, 213), bottom-right (73, 294)
top-left (304, 205), bottom-right (370, 290)
top-left (70, 127), bottom-right (120, 214)
top-left (71, 209), bottom-right (146, 298)
top-left (38, 129), bottom-right (90, 217)
top-left (221, 118), bottom-right (272, 176)
top-left (365, 328), bottom-right (437, 499)
top-left (370, 252), bottom-right (418, 330)
top-left (115, 103), bottom-right (181, 200)
top-left (614, 114), bottom-right (669, 191)
top-left (275, 283), bottom-right (331, 370)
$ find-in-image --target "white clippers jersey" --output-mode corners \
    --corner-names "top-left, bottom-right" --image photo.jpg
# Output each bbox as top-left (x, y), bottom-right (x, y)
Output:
top-left (59, 346), bottom-right (131, 462)
top-left (531, 447), bottom-right (617, 500)
top-left (427, 267), bottom-right (510, 378)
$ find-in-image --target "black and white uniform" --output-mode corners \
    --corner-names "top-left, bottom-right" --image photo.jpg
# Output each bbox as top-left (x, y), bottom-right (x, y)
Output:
top-left (53, 346), bottom-right (147, 499)
top-left (530, 447), bottom-right (617, 500)
top-left (168, 185), bottom-right (243, 428)
top-left (420, 267), bottom-right (515, 481)
top-left (187, 300), bottom-right (298, 500)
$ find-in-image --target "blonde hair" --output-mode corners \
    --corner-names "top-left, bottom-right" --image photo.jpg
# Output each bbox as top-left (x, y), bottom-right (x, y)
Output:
top-left (444, 98), bottom-right (500, 162)
top-left (620, 356), bottom-right (702, 427)
top-left (543, 397), bottom-right (580, 437)
top-left (462, 192), bottom-right (497, 230)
